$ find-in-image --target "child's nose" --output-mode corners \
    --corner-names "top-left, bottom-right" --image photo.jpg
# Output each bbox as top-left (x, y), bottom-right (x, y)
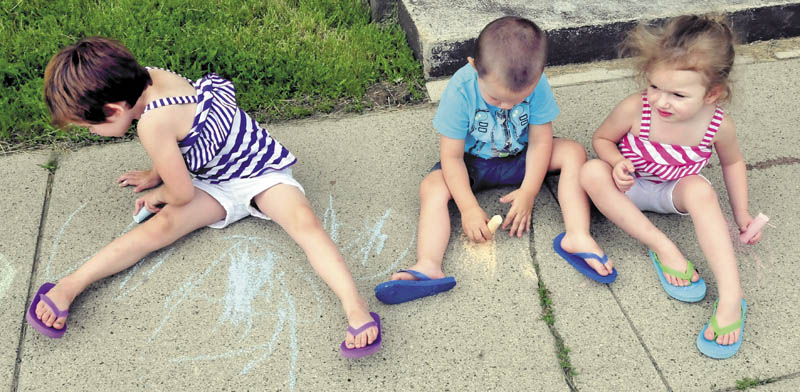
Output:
top-left (653, 93), bottom-right (669, 108)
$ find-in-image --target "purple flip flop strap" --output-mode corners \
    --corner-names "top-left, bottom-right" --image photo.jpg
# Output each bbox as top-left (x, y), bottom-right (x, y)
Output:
top-left (347, 320), bottom-right (378, 337)
top-left (38, 293), bottom-right (69, 318)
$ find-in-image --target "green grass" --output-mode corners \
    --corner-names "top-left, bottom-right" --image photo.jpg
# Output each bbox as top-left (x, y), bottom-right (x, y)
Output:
top-left (537, 281), bottom-right (576, 379)
top-left (736, 377), bottom-right (763, 390)
top-left (0, 0), bottom-right (424, 151)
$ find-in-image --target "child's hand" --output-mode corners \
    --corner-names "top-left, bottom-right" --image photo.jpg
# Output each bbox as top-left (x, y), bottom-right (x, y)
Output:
top-left (737, 213), bottom-right (764, 245)
top-left (118, 169), bottom-right (162, 192)
top-left (135, 188), bottom-right (166, 216)
top-left (461, 205), bottom-right (491, 243)
top-left (499, 188), bottom-right (534, 238)
top-left (612, 159), bottom-right (635, 192)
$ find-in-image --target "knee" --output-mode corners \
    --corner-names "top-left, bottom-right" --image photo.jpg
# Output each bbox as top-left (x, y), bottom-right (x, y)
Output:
top-left (287, 204), bottom-right (323, 233)
top-left (579, 159), bottom-right (611, 191)
top-left (555, 140), bottom-right (587, 168)
top-left (679, 176), bottom-right (718, 210)
top-left (140, 209), bottom-right (178, 247)
top-left (419, 172), bottom-right (450, 204)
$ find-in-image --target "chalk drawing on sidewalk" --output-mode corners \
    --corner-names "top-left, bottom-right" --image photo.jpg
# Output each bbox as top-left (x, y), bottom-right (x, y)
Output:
top-left (461, 234), bottom-right (500, 279)
top-left (46, 202), bottom-right (138, 282)
top-left (149, 234), bottom-right (317, 391)
top-left (0, 254), bottom-right (15, 300)
top-left (321, 194), bottom-right (414, 280)
top-left (42, 194), bottom-right (415, 390)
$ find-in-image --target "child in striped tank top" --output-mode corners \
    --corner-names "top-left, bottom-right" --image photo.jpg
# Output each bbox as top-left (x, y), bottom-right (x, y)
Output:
top-left (580, 16), bottom-right (762, 359)
top-left (30, 37), bottom-right (380, 358)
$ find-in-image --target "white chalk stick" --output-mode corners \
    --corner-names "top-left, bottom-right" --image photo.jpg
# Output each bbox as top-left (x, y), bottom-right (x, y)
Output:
top-left (739, 213), bottom-right (768, 244)
top-left (488, 215), bottom-right (503, 233)
top-left (133, 208), bottom-right (154, 224)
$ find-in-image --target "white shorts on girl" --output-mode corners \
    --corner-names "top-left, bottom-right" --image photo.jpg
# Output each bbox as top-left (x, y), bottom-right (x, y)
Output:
top-left (192, 167), bottom-right (305, 229)
top-left (625, 175), bottom-right (709, 216)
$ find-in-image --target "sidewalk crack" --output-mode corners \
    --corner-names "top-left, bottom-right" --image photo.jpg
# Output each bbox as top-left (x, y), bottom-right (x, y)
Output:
top-left (12, 150), bottom-right (59, 392)
top-left (607, 289), bottom-right (673, 391)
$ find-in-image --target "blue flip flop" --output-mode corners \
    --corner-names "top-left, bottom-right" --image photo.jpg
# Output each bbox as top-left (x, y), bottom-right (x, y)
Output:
top-left (374, 270), bottom-right (456, 304)
top-left (649, 250), bottom-right (706, 302)
top-left (696, 299), bottom-right (747, 359)
top-left (552, 232), bottom-right (617, 284)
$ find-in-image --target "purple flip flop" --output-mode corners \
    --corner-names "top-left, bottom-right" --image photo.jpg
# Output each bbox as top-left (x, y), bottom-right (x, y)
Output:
top-left (340, 312), bottom-right (382, 359)
top-left (26, 283), bottom-right (69, 338)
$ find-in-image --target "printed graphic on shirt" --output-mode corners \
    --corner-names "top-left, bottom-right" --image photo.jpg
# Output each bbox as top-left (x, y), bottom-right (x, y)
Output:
top-left (468, 101), bottom-right (530, 158)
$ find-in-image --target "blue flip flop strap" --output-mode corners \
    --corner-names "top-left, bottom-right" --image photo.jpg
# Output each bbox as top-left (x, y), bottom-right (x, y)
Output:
top-left (709, 301), bottom-right (743, 338)
top-left (397, 269), bottom-right (431, 281)
top-left (569, 252), bottom-right (609, 265)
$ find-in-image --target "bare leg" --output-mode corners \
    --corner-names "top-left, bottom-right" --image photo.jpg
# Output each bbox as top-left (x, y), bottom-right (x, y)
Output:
top-left (579, 159), bottom-right (699, 284)
top-left (253, 184), bottom-right (377, 349)
top-left (391, 170), bottom-right (452, 281)
top-left (673, 176), bottom-right (743, 345)
top-left (36, 189), bottom-right (226, 329)
top-left (552, 140), bottom-right (613, 275)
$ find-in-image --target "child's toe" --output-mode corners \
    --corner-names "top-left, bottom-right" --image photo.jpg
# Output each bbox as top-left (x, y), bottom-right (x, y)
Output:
top-left (53, 318), bottom-right (65, 330)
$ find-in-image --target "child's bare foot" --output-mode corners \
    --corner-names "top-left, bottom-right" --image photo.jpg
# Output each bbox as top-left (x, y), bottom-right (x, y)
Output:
top-left (390, 263), bottom-right (445, 281)
top-left (651, 247), bottom-right (700, 286)
top-left (703, 297), bottom-right (743, 345)
top-left (344, 308), bottom-right (379, 349)
top-left (560, 233), bottom-right (614, 276)
top-left (35, 279), bottom-right (80, 329)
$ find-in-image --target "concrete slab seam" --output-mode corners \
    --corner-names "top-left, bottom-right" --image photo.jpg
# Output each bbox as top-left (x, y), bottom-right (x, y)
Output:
top-left (11, 151), bottom-right (58, 392)
top-left (528, 227), bottom-right (578, 391)
top-left (545, 173), bottom-right (672, 390)
top-left (606, 288), bottom-right (673, 391)
top-left (713, 371), bottom-right (800, 392)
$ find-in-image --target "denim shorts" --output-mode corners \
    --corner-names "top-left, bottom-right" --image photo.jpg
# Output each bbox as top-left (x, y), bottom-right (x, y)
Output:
top-left (430, 149), bottom-right (527, 192)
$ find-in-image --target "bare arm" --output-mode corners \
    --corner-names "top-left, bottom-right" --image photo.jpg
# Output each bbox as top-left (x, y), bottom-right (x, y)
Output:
top-left (592, 93), bottom-right (639, 165)
top-left (440, 135), bottom-right (490, 242)
top-left (592, 93), bottom-right (639, 191)
top-left (714, 116), bottom-right (759, 242)
top-left (499, 122), bottom-right (553, 236)
top-left (136, 115), bottom-right (195, 208)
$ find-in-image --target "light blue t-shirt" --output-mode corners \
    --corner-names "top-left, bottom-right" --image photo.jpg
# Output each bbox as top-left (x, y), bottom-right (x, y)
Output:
top-left (433, 63), bottom-right (559, 159)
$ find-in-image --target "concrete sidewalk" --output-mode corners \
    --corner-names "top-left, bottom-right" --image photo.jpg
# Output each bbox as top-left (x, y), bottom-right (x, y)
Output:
top-left (3, 46), bottom-right (800, 391)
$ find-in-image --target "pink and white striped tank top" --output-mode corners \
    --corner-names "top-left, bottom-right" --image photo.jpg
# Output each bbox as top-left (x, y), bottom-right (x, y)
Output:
top-left (617, 92), bottom-right (723, 183)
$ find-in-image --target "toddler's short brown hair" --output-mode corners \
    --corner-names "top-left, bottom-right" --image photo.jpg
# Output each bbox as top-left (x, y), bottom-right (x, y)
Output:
top-left (473, 16), bottom-right (547, 92)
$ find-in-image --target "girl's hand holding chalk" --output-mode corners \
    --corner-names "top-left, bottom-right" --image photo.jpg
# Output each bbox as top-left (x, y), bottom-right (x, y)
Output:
top-left (739, 213), bottom-right (768, 244)
top-left (487, 215), bottom-right (503, 234)
top-left (133, 207), bottom-right (154, 223)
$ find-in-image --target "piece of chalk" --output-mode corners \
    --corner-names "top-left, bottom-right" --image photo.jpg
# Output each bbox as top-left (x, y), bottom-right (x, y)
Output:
top-left (133, 208), bottom-right (154, 224)
top-left (739, 213), bottom-right (768, 244)
top-left (488, 215), bottom-right (503, 233)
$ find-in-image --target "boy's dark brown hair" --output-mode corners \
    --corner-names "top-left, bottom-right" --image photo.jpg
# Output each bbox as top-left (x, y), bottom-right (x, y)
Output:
top-left (473, 16), bottom-right (547, 92)
top-left (622, 14), bottom-right (736, 102)
top-left (43, 37), bottom-right (152, 127)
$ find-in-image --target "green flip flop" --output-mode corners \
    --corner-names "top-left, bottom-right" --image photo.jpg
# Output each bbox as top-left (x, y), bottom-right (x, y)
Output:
top-left (649, 250), bottom-right (706, 302)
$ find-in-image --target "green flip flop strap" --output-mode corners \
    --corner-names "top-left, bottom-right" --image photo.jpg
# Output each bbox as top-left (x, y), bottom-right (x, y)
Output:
top-left (653, 252), bottom-right (695, 280)
top-left (709, 301), bottom-right (743, 338)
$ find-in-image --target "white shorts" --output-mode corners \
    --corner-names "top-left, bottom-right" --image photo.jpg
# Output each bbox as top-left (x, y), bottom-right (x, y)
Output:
top-left (625, 175), bottom-right (709, 215)
top-left (192, 167), bottom-right (305, 229)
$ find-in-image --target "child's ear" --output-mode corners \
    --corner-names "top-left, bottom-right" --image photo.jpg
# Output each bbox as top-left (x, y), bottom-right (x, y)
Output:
top-left (704, 85), bottom-right (724, 104)
top-left (467, 56), bottom-right (477, 70)
top-left (102, 102), bottom-right (125, 118)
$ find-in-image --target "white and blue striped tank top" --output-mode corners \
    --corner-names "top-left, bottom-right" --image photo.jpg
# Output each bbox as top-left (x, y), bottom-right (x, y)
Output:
top-left (142, 68), bottom-right (296, 184)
